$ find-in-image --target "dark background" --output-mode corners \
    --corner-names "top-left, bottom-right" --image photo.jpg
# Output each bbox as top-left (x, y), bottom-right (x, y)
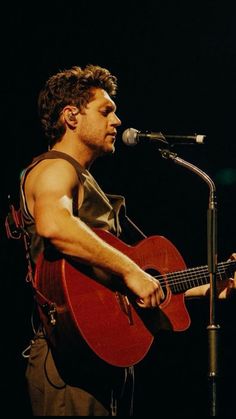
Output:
top-left (1, 1), bottom-right (236, 416)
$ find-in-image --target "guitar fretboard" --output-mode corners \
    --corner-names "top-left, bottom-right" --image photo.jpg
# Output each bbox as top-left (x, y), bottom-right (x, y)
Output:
top-left (157, 260), bottom-right (236, 294)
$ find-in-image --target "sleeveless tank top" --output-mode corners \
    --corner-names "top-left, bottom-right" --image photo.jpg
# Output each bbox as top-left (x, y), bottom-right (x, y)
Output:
top-left (20, 150), bottom-right (126, 263)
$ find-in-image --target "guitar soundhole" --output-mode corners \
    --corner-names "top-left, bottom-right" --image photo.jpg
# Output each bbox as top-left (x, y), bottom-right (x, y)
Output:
top-left (145, 268), bottom-right (167, 298)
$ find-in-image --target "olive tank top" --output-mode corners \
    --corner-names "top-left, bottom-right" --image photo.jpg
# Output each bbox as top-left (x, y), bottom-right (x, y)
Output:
top-left (20, 150), bottom-right (126, 263)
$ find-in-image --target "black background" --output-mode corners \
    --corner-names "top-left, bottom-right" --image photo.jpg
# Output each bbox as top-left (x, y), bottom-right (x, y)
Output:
top-left (1, 1), bottom-right (236, 416)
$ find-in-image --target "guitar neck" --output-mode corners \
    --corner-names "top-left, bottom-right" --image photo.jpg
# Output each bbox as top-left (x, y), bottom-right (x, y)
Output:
top-left (166, 260), bottom-right (236, 294)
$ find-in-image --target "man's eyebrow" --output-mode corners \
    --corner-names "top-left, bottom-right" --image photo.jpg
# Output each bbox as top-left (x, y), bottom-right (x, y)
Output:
top-left (99, 101), bottom-right (116, 111)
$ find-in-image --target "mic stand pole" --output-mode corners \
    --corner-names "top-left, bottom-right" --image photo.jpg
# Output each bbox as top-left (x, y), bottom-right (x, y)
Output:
top-left (159, 148), bottom-right (219, 416)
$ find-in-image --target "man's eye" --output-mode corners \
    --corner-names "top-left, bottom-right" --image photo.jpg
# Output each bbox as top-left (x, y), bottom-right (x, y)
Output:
top-left (101, 110), bottom-right (109, 116)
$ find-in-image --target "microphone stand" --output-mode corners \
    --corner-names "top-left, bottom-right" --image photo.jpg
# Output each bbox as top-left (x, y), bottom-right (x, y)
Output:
top-left (159, 147), bottom-right (219, 416)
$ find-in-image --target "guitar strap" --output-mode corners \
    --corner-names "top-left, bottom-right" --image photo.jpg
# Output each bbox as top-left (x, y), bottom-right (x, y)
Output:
top-left (118, 205), bottom-right (147, 244)
top-left (5, 199), bottom-right (57, 326)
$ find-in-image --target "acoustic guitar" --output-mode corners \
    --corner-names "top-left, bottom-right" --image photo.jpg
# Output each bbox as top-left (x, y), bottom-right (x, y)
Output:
top-left (34, 228), bottom-right (235, 367)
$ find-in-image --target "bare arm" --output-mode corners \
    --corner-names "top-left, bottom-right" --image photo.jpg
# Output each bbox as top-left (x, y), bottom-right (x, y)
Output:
top-left (25, 159), bottom-right (164, 308)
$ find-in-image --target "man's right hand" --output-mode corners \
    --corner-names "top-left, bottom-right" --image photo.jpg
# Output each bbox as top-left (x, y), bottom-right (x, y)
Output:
top-left (124, 268), bottom-right (165, 308)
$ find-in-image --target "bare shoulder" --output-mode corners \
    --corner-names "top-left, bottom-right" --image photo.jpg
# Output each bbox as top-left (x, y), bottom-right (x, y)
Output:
top-left (26, 158), bottom-right (80, 189)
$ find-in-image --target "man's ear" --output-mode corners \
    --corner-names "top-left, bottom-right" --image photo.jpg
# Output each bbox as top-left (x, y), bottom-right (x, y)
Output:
top-left (63, 106), bottom-right (79, 125)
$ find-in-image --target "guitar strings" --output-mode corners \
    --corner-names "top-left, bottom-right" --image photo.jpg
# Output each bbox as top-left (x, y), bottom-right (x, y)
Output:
top-left (150, 260), bottom-right (236, 290)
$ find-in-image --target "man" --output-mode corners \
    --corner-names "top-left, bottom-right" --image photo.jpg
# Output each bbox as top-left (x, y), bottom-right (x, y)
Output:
top-left (19, 64), bottom-right (235, 416)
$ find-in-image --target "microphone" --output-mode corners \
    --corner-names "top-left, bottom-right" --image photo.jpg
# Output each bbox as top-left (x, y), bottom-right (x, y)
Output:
top-left (122, 127), bottom-right (206, 146)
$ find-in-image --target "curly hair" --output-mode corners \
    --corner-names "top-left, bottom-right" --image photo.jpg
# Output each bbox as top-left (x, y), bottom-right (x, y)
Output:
top-left (38, 64), bottom-right (118, 147)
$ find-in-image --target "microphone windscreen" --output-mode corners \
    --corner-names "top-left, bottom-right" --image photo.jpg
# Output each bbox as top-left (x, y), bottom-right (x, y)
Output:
top-left (122, 128), bottom-right (139, 146)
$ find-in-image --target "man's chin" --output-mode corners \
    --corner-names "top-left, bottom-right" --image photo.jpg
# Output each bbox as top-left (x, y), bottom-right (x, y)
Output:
top-left (105, 144), bottom-right (116, 154)
top-left (96, 146), bottom-right (115, 158)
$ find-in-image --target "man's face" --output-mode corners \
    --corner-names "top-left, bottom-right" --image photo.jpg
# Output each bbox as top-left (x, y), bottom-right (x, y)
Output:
top-left (76, 88), bottom-right (122, 155)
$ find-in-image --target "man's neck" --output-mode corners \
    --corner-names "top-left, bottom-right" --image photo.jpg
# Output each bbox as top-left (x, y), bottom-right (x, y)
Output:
top-left (52, 140), bottom-right (96, 170)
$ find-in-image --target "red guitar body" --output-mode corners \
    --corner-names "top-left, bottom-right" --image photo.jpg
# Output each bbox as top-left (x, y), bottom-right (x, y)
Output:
top-left (34, 229), bottom-right (190, 367)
